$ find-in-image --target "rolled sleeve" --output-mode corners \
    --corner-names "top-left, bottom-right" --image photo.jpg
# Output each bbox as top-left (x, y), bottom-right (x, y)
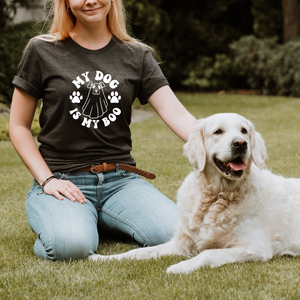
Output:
top-left (12, 40), bottom-right (42, 99)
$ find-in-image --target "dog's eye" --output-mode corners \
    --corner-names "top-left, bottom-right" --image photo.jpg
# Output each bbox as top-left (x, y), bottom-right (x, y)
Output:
top-left (214, 129), bottom-right (223, 135)
top-left (241, 128), bottom-right (248, 134)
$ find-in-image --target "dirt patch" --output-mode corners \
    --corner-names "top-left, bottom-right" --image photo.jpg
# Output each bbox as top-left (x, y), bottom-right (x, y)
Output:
top-left (131, 108), bottom-right (155, 123)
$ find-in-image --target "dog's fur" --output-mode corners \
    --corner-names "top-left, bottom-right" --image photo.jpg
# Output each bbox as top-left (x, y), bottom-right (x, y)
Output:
top-left (89, 113), bottom-right (300, 273)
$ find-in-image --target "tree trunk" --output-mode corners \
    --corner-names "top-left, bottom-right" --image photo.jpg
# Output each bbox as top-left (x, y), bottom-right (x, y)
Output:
top-left (282, 0), bottom-right (300, 43)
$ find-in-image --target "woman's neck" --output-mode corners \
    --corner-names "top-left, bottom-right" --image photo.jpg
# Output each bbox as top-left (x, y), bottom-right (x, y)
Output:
top-left (70, 23), bottom-right (112, 50)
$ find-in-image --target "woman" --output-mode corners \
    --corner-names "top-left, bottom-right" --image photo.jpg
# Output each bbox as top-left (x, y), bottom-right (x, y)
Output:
top-left (9, 0), bottom-right (196, 261)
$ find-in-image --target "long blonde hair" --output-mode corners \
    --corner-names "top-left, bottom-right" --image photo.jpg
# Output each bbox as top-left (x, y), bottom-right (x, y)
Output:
top-left (32, 0), bottom-right (145, 46)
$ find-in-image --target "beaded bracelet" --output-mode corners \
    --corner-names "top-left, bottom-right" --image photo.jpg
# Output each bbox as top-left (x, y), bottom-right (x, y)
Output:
top-left (40, 175), bottom-right (56, 191)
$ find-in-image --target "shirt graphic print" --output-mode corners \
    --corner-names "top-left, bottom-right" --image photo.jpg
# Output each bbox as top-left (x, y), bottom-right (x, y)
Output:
top-left (69, 70), bottom-right (122, 129)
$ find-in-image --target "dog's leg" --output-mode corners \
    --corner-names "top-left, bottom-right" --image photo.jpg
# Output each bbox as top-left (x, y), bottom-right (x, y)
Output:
top-left (166, 247), bottom-right (266, 274)
top-left (89, 239), bottom-right (183, 262)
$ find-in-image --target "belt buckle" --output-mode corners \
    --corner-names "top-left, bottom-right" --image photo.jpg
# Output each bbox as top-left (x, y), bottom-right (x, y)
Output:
top-left (91, 164), bottom-right (100, 174)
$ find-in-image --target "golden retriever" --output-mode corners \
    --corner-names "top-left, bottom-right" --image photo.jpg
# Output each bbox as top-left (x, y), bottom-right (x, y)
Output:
top-left (89, 113), bottom-right (300, 273)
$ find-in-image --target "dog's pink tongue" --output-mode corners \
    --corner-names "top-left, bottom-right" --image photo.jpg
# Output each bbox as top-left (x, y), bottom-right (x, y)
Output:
top-left (227, 162), bottom-right (247, 171)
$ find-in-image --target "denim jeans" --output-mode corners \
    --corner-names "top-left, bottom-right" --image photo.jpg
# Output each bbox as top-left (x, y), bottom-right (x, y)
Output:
top-left (25, 170), bottom-right (178, 261)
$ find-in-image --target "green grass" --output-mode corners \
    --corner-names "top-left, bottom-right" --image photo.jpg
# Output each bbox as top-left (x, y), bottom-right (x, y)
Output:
top-left (1, 93), bottom-right (300, 299)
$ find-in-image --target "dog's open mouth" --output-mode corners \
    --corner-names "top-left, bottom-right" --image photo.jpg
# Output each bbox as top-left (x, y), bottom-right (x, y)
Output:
top-left (214, 156), bottom-right (247, 177)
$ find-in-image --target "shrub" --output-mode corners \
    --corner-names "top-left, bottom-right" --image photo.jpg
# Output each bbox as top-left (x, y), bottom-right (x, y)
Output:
top-left (230, 35), bottom-right (277, 93)
top-left (231, 35), bottom-right (300, 96)
top-left (181, 54), bottom-right (235, 91)
top-left (181, 35), bottom-right (300, 96)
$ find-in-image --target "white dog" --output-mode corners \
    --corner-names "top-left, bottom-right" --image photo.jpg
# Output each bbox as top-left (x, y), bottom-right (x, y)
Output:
top-left (89, 113), bottom-right (300, 273)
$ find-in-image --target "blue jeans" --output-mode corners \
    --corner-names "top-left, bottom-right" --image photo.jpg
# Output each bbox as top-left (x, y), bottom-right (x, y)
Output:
top-left (25, 170), bottom-right (178, 261)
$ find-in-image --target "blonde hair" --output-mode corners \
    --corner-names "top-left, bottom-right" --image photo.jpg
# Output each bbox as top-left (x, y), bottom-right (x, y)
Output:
top-left (31, 0), bottom-right (147, 47)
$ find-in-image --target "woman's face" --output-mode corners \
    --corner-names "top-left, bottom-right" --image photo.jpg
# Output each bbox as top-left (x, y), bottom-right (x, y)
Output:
top-left (66, 0), bottom-right (112, 27)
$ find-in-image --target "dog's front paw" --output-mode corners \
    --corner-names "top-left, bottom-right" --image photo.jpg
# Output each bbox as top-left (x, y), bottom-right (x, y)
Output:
top-left (88, 254), bottom-right (110, 262)
top-left (166, 260), bottom-right (196, 274)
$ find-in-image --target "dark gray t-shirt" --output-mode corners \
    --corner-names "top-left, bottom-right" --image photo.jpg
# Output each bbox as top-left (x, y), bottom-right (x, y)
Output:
top-left (13, 37), bottom-right (168, 172)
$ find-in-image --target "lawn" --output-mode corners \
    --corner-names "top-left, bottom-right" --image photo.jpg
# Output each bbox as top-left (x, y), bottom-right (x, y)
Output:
top-left (1, 93), bottom-right (300, 299)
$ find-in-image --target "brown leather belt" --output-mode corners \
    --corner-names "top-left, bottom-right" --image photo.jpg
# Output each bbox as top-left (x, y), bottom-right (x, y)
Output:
top-left (77, 163), bottom-right (156, 180)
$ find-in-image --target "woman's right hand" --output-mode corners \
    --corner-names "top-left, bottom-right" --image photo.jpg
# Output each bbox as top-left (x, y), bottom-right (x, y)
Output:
top-left (42, 178), bottom-right (87, 204)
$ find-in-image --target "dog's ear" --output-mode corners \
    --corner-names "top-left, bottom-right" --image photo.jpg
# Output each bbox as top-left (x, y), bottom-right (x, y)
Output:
top-left (248, 120), bottom-right (267, 169)
top-left (183, 119), bottom-right (206, 171)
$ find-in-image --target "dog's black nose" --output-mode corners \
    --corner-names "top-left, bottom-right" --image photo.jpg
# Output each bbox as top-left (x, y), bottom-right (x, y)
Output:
top-left (232, 138), bottom-right (247, 152)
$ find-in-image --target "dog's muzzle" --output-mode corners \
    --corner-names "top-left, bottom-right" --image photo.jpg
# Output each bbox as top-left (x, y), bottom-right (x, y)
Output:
top-left (214, 138), bottom-right (248, 178)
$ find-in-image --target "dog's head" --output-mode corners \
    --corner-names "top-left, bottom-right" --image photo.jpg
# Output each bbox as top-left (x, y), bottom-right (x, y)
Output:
top-left (87, 81), bottom-right (106, 95)
top-left (184, 113), bottom-right (267, 180)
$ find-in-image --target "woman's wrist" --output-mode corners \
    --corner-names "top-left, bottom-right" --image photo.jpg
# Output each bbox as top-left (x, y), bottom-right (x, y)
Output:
top-left (40, 175), bottom-right (56, 191)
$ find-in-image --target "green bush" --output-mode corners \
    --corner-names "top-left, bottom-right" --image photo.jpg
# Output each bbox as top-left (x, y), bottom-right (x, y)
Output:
top-left (182, 35), bottom-right (300, 96)
top-left (181, 54), bottom-right (234, 90)
top-left (231, 35), bottom-right (300, 96)
top-left (0, 21), bottom-right (39, 105)
top-left (230, 35), bottom-right (277, 93)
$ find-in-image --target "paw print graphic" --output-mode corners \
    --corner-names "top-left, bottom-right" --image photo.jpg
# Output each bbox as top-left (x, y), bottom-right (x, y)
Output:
top-left (108, 91), bottom-right (121, 103)
top-left (70, 91), bottom-right (83, 103)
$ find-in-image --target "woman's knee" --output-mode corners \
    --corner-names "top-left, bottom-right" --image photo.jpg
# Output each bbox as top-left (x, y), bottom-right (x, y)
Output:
top-left (99, 205), bottom-right (178, 247)
top-left (34, 228), bottom-right (98, 261)
top-left (142, 215), bottom-right (178, 246)
top-left (99, 178), bottom-right (179, 247)
top-left (25, 192), bottom-right (99, 261)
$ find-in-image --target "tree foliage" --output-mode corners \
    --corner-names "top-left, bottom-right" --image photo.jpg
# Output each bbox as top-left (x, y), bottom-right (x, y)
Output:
top-left (251, 0), bottom-right (283, 40)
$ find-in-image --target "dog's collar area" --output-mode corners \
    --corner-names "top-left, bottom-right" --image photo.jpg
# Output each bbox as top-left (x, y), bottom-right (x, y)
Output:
top-left (214, 157), bottom-right (245, 178)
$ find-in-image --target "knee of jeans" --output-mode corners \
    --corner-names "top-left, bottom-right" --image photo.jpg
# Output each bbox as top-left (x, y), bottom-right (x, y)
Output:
top-left (37, 230), bottom-right (98, 261)
top-left (145, 216), bottom-right (178, 247)
top-left (147, 229), bottom-right (175, 247)
top-left (130, 222), bottom-right (177, 247)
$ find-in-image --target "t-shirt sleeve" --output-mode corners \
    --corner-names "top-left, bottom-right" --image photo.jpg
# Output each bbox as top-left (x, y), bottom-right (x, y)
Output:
top-left (12, 40), bottom-right (43, 99)
top-left (137, 50), bottom-right (169, 105)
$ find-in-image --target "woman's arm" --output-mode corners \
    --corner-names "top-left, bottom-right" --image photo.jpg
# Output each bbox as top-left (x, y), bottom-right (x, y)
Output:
top-left (9, 87), bottom-right (86, 203)
top-left (148, 85), bottom-right (197, 142)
